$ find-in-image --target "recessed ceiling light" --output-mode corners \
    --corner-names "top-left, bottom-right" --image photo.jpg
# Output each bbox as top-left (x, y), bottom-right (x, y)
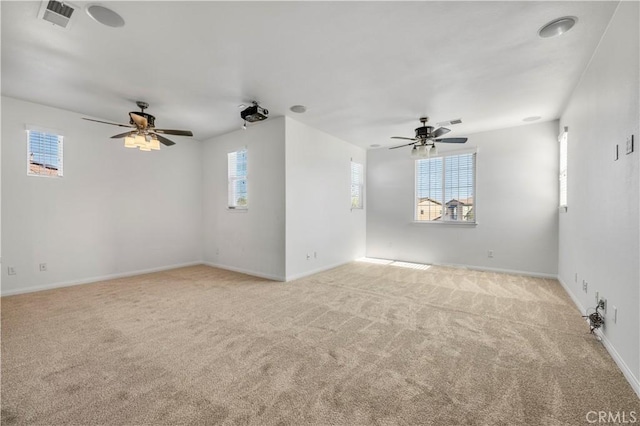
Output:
top-left (86, 5), bottom-right (125, 28)
top-left (290, 105), bottom-right (307, 113)
top-left (538, 16), bottom-right (577, 38)
top-left (370, 144), bottom-right (381, 148)
top-left (523, 116), bottom-right (541, 122)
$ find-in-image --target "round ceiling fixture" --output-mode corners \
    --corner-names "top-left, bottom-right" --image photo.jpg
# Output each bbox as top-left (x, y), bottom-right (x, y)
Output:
top-left (86, 5), bottom-right (125, 28)
top-left (289, 105), bottom-right (307, 114)
top-left (538, 16), bottom-right (577, 38)
top-left (523, 116), bottom-right (541, 122)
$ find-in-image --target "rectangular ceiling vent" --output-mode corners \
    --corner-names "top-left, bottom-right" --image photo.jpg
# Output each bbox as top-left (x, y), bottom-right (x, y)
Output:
top-left (436, 118), bottom-right (463, 127)
top-left (39, 0), bottom-right (75, 29)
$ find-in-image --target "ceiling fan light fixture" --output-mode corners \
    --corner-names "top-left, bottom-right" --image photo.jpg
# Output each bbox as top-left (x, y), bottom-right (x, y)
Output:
top-left (124, 135), bottom-right (136, 148)
top-left (538, 16), bottom-right (577, 38)
top-left (430, 145), bottom-right (438, 156)
top-left (411, 146), bottom-right (418, 157)
top-left (149, 137), bottom-right (161, 151)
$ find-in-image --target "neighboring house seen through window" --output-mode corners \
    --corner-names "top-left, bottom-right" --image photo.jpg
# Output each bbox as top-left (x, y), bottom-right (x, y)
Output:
top-left (27, 128), bottom-right (63, 177)
top-left (415, 151), bottom-right (476, 223)
top-left (228, 149), bottom-right (247, 209)
top-left (351, 161), bottom-right (364, 209)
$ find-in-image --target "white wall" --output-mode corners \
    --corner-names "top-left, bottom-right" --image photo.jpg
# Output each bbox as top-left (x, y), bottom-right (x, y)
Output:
top-left (201, 117), bottom-right (286, 280)
top-left (367, 121), bottom-right (559, 276)
top-left (1, 97), bottom-right (203, 295)
top-left (558, 1), bottom-right (639, 394)
top-left (285, 117), bottom-right (366, 280)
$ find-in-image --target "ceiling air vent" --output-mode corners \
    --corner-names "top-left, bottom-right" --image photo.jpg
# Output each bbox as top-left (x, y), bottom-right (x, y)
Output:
top-left (436, 118), bottom-right (463, 127)
top-left (39, 0), bottom-right (75, 28)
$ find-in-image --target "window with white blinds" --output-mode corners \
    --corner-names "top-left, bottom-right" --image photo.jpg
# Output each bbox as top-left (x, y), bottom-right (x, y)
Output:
top-left (228, 149), bottom-right (248, 209)
top-left (351, 161), bottom-right (364, 209)
top-left (415, 151), bottom-right (476, 223)
top-left (27, 129), bottom-right (63, 177)
top-left (559, 131), bottom-right (568, 208)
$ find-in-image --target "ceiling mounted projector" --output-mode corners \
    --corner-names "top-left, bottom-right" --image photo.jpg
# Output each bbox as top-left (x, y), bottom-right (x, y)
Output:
top-left (241, 101), bottom-right (269, 123)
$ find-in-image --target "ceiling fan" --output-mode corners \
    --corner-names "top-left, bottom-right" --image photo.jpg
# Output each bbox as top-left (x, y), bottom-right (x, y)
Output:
top-left (389, 117), bottom-right (467, 157)
top-left (82, 101), bottom-right (194, 151)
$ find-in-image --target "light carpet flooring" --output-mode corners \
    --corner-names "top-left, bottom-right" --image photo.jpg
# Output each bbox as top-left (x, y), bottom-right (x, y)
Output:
top-left (1, 263), bottom-right (638, 425)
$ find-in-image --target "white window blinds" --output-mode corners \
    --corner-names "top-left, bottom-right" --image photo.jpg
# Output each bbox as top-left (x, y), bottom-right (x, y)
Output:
top-left (559, 130), bottom-right (568, 208)
top-left (351, 161), bottom-right (364, 209)
top-left (27, 129), bottom-right (63, 177)
top-left (416, 152), bottom-right (475, 223)
top-left (228, 149), bottom-right (248, 209)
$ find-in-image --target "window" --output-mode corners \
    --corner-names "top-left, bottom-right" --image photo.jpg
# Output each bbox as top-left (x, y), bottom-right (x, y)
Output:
top-left (559, 129), bottom-right (568, 208)
top-left (351, 161), bottom-right (364, 209)
top-left (27, 128), bottom-right (63, 177)
top-left (228, 149), bottom-right (247, 209)
top-left (415, 151), bottom-right (476, 223)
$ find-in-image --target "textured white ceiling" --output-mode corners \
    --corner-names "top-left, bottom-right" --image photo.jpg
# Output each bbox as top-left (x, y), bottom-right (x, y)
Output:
top-left (1, 1), bottom-right (618, 148)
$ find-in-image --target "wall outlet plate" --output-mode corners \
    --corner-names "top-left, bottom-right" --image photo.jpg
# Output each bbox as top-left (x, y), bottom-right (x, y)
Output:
top-left (626, 135), bottom-right (634, 154)
top-left (7, 266), bottom-right (16, 275)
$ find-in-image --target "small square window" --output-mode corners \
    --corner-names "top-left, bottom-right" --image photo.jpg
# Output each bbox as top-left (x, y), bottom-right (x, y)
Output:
top-left (27, 128), bottom-right (63, 177)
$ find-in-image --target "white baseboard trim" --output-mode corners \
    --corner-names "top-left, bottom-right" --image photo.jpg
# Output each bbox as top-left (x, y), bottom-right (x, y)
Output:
top-left (1, 261), bottom-right (203, 297)
top-left (285, 260), bottom-right (351, 282)
top-left (202, 261), bottom-right (285, 282)
top-left (433, 262), bottom-right (558, 279)
top-left (557, 276), bottom-right (640, 398)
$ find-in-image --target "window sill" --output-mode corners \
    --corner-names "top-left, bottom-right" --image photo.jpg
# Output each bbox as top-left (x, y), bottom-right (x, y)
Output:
top-left (412, 221), bottom-right (477, 227)
top-left (559, 206), bottom-right (568, 213)
top-left (227, 207), bottom-right (248, 212)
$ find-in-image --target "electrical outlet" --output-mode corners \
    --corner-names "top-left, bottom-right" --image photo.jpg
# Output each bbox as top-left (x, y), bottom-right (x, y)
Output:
top-left (39, 263), bottom-right (47, 272)
top-left (488, 250), bottom-right (494, 258)
top-left (613, 306), bottom-right (618, 323)
top-left (306, 253), bottom-right (311, 260)
top-left (582, 280), bottom-right (588, 293)
top-left (7, 266), bottom-right (16, 275)
top-left (598, 298), bottom-right (607, 314)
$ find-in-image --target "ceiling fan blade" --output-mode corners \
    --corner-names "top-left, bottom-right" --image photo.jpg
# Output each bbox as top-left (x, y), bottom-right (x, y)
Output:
top-left (434, 137), bottom-right (468, 144)
top-left (432, 127), bottom-right (451, 138)
top-left (391, 136), bottom-right (417, 141)
top-left (129, 112), bottom-right (148, 128)
top-left (82, 117), bottom-right (133, 129)
top-left (389, 142), bottom-right (417, 150)
top-left (151, 133), bottom-right (176, 146)
top-left (154, 129), bottom-right (194, 137)
top-left (110, 131), bottom-right (135, 139)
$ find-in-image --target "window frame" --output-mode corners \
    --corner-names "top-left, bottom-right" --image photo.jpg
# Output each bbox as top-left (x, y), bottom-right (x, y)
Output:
top-left (413, 148), bottom-right (477, 225)
top-left (559, 128), bottom-right (568, 210)
top-left (26, 126), bottom-right (64, 178)
top-left (227, 148), bottom-right (248, 210)
top-left (350, 160), bottom-right (364, 210)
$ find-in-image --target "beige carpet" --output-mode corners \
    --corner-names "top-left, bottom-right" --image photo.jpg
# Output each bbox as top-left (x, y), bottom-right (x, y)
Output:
top-left (1, 263), bottom-right (638, 425)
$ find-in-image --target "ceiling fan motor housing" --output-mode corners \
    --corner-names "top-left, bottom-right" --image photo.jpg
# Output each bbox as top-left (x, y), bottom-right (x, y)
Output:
top-left (130, 112), bottom-right (156, 127)
top-left (241, 104), bottom-right (269, 122)
top-left (415, 125), bottom-right (434, 139)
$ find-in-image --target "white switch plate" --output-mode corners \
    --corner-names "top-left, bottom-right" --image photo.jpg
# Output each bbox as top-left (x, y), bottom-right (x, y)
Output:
top-left (626, 135), bottom-right (634, 154)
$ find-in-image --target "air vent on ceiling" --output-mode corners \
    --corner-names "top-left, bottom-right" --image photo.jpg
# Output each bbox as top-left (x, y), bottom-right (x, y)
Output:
top-left (436, 118), bottom-right (463, 127)
top-left (39, 0), bottom-right (75, 28)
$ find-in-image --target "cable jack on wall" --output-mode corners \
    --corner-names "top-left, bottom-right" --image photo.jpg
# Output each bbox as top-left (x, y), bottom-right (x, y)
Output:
top-left (583, 300), bottom-right (605, 335)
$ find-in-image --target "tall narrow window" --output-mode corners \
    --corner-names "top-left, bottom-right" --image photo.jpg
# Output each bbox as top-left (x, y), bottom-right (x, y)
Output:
top-left (415, 151), bottom-right (476, 223)
top-left (27, 128), bottom-right (63, 177)
top-left (559, 129), bottom-right (568, 208)
top-left (351, 161), bottom-right (364, 209)
top-left (228, 149), bottom-right (247, 209)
